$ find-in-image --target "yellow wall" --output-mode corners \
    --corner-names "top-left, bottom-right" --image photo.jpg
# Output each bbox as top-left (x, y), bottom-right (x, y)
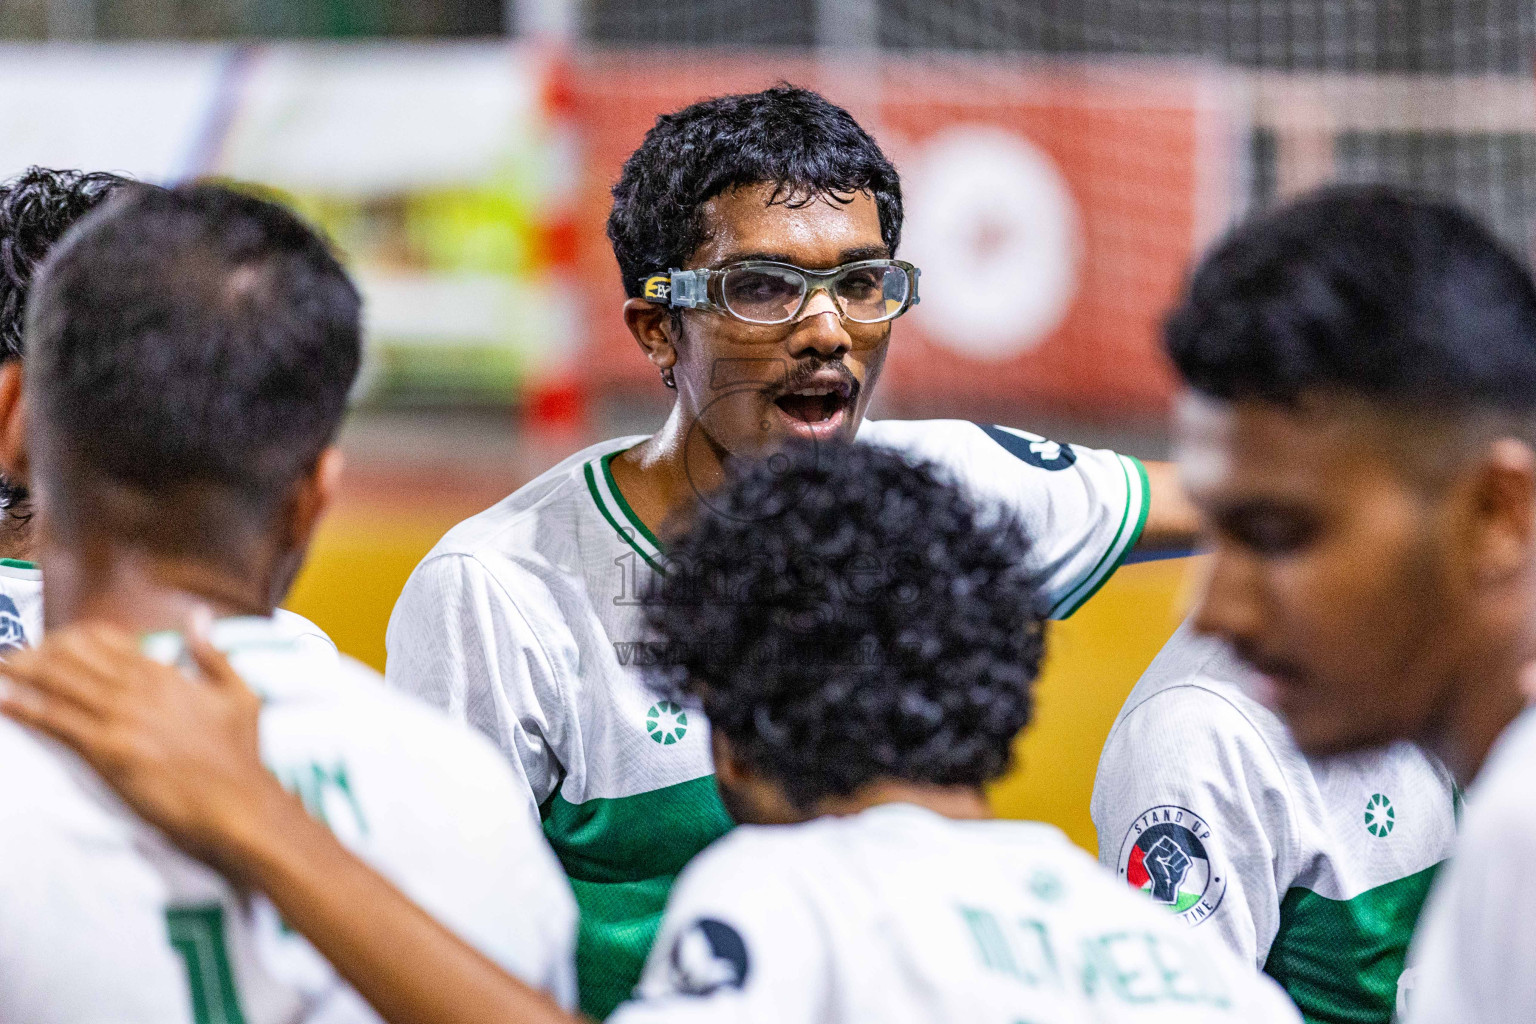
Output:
top-left (987, 557), bottom-right (1194, 854)
top-left (287, 504), bottom-right (1198, 857)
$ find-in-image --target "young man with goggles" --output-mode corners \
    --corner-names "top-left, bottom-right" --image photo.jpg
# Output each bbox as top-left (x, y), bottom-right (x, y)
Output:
top-left (381, 84), bottom-right (1201, 1016)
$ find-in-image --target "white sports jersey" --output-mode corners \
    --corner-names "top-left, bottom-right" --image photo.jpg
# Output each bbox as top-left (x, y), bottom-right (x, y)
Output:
top-left (1406, 707), bottom-right (1536, 1024)
top-left (121, 614), bottom-right (577, 1024)
top-left (1093, 623), bottom-right (1458, 1023)
top-left (610, 803), bottom-right (1303, 1024)
top-left (0, 717), bottom-right (193, 1024)
top-left (384, 420), bottom-right (1149, 1016)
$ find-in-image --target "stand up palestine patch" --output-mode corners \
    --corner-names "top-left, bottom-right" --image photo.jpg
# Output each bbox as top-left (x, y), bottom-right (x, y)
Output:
top-left (1116, 805), bottom-right (1227, 926)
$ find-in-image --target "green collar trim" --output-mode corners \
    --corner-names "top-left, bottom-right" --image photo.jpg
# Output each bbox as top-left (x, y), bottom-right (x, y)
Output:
top-left (0, 558), bottom-right (36, 570)
top-left (600, 451), bottom-right (664, 552)
top-left (584, 449), bottom-right (666, 573)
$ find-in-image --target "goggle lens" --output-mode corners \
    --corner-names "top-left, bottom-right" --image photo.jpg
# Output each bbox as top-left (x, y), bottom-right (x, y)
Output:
top-left (719, 263), bottom-right (913, 325)
top-left (837, 264), bottom-right (911, 323)
top-left (721, 265), bottom-right (805, 323)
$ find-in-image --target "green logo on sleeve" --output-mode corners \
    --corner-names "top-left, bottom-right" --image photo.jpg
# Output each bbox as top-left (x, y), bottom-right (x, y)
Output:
top-left (647, 701), bottom-right (688, 745)
top-left (1365, 794), bottom-right (1395, 837)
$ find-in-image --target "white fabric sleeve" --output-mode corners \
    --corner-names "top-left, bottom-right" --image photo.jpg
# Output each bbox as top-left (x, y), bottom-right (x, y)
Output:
top-left (607, 845), bottom-right (831, 1024)
top-left (0, 739), bottom-right (192, 1024)
top-left (1092, 685), bottom-right (1297, 969)
top-left (383, 552), bottom-right (573, 825)
top-left (1407, 776), bottom-right (1536, 1024)
top-left (857, 419), bottom-right (1148, 619)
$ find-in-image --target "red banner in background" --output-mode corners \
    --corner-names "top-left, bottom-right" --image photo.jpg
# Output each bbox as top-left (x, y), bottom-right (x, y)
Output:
top-left (565, 52), bottom-right (1241, 420)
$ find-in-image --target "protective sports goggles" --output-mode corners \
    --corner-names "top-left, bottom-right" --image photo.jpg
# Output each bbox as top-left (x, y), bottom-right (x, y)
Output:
top-left (641, 258), bottom-right (921, 326)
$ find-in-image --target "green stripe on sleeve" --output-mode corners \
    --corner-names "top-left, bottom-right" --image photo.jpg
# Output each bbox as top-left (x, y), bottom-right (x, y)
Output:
top-left (1050, 455), bottom-right (1150, 619)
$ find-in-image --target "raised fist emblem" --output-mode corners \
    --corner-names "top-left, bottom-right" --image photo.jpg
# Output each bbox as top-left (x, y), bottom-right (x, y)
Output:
top-left (1144, 835), bottom-right (1192, 905)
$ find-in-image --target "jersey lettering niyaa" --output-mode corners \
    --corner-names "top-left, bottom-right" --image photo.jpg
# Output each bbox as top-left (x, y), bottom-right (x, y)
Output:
top-left (385, 419), bottom-right (1150, 1016)
top-left (611, 803), bottom-right (1303, 1024)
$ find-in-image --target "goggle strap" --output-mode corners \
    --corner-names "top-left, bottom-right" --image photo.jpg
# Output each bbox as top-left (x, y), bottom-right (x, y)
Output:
top-left (670, 269), bottom-right (710, 309)
top-left (641, 274), bottom-right (671, 302)
top-left (640, 269), bottom-right (709, 309)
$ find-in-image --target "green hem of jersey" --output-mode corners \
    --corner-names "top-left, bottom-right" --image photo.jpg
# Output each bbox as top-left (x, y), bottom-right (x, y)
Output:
top-left (1049, 454), bottom-right (1150, 619)
top-left (544, 775), bottom-right (734, 1019)
top-left (1265, 862), bottom-right (1442, 1024)
top-left (544, 774), bottom-right (734, 882)
top-left (584, 460), bottom-right (666, 575)
top-left (0, 557), bottom-right (36, 570)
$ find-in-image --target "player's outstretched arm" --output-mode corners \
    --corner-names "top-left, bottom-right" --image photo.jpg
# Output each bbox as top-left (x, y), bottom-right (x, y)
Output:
top-left (1138, 459), bottom-right (1201, 551)
top-left (0, 622), bottom-right (583, 1024)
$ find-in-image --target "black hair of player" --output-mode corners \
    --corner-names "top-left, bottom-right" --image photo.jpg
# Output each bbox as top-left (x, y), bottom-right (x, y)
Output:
top-left (24, 182), bottom-right (361, 556)
top-left (607, 85), bottom-right (903, 297)
top-left (644, 441), bottom-right (1043, 811)
top-left (1166, 184), bottom-right (1536, 413)
top-left (0, 167), bottom-right (131, 517)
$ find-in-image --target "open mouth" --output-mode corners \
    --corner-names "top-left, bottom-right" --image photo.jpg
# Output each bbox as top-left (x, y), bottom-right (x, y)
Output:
top-left (773, 386), bottom-right (850, 425)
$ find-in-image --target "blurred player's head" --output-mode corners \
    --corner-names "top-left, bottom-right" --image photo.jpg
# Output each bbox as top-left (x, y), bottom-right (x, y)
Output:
top-left (644, 441), bottom-right (1043, 823)
top-left (1168, 184), bottom-right (1536, 774)
top-left (0, 167), bottom-right (130, 527)
top-left (14, 183), bottom-right (360, 623)
top-left (610, 85), bottom-right (904, 458)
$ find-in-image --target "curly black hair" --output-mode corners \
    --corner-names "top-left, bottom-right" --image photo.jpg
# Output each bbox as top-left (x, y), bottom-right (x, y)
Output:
top-left (607, 85), bottom-right (903, 298)
top-left (1, 168), bottom-right (130, 362)
top-left (1166, 184), bottom-right (1536, 412)
top-left (644, 441), bottom-right (1044, 811)
top-left (0, 167), bottom-right (130, 517)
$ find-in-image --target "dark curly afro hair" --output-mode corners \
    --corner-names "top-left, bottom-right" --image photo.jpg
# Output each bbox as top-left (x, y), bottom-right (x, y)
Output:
top-left (644, 440), bottom-right (1044, 811)
top-left (0, 167), bottom-right (130, 516)
top-left (606, 84), bottom-right (903, 298)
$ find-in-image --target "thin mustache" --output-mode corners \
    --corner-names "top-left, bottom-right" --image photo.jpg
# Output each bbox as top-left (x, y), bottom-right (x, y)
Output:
top-left (775, 362), bottom-right (858, 399)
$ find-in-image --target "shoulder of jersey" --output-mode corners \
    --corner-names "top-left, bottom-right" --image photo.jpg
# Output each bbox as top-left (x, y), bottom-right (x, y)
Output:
top-left (693, 808), bottom-right (1082, 886)
top-left (858, 417), bottom-right (979, 446)
top-left (0, 716), bottom-right (139, 842)
top-left (425, 435), bottom-right (649, 560)
top-left (1117, 622), bottom-right (1282, 735)
top-left (277, 653), bottom-right (519, 778)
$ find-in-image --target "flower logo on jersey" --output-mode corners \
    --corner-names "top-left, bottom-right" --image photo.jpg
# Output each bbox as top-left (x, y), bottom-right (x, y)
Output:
top-left (669, 918), bottom-right (750, 995)
top-left (0, 594), bottom-right (28, 652)
top-left (647, 701), bottom-right (688, 745)
top-left (1365, 793), bottom-right (1395, 837)
top-left (1116, 805), bottom-right (1227, 926)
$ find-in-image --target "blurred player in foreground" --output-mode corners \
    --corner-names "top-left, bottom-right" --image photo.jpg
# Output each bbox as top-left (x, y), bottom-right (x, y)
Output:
top-left (2, 441), bottom-right (1302, 1024)
top-left (1092, 189), bottom-right (1459, 1023)
top-left (1160, 184), bottom-right (1536, 1023)
top-left (0, 166), bottom-right (192, 1024)
top-left (384, 83), bottom-right (1198, 1016)
top-left (0, 168), bottom-right (338, 653)
top-left (1, 182), bottom-right (576, 1022)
